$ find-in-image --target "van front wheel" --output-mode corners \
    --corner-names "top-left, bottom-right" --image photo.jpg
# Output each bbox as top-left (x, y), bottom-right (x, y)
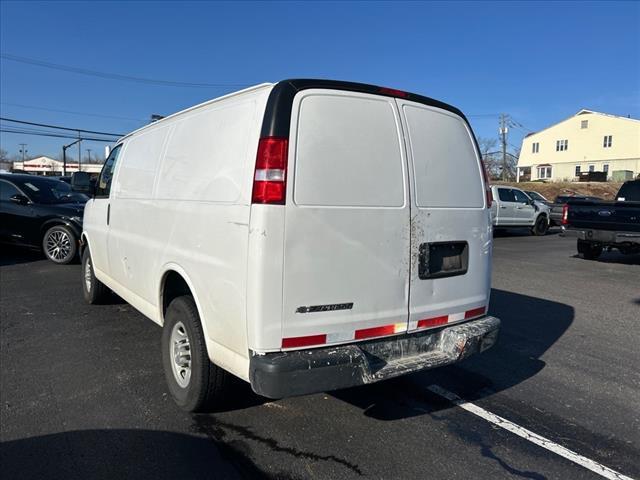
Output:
top-left (82, 248), bottom-right (110, 304)
top-left (162, 296), bottom-right (228, 412)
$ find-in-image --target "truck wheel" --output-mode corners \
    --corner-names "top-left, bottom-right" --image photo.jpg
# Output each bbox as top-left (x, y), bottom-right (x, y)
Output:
top-left (162, 295), bottom-right (228, 412)
top-left (42, 225), bottom-right (77, 264)
top-left (577, 240), bottom-right (602, 260)
top-left (531, 216), bottom-right (549, 236)
top-left (81, 248), bottom-right (110, 304)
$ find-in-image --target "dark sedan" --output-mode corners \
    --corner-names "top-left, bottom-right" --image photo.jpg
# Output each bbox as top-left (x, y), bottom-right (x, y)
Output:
top-left (0, 174), bottom-right (88, 264)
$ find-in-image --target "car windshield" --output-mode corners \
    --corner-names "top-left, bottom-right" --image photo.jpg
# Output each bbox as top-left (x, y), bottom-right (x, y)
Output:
top-left (15, 177), bottom-right (88, 204)
top-left (526, 191), bottom-right (546, 202)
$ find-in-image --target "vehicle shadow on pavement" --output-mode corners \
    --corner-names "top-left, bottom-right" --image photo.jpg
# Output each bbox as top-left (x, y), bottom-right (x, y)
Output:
top-left (493, 228), bottom-right (560, 238)
top-left (575, 251), bottom-right (640, 265)
top-left (0, 245), bottom-right (44, 266)
top-left (0, 429), bottom-right (271, 480)
top-left (331, 288), bottom-right (574, 421)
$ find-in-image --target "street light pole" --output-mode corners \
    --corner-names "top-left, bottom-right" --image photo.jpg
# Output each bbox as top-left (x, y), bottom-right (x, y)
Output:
top-left (62, 138), bottom-right (82, 176)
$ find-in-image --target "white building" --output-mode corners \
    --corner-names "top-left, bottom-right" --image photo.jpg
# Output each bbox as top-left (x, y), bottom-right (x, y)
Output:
top-left (517, 110), bottom-right (640, 182)
top-left (13, 156), bottom-right (103, 175)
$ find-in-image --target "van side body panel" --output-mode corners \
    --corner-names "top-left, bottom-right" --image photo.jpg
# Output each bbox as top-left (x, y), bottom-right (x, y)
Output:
top-left (101, 85), bottom-right (272, 380)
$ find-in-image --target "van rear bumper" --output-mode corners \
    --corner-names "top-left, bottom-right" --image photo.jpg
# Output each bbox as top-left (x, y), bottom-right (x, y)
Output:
top-left (249, 316), bottom-right (500, 399)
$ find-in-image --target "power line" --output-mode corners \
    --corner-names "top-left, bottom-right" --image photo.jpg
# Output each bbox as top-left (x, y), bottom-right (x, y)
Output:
top-left (1, 102), bottom-right (145, 123)
top-left (1, 53), bottom-right (251, 89)
top-left (0, 127), bottom-right (117, 142)
top-left (0, 117), bottom-right (124, 136)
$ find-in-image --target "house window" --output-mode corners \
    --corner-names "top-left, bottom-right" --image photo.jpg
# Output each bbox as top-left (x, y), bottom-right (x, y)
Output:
top-left (603, 135), bottom-right (612, 148)
top-left (603, 164), bottom-right (609, 173)
top-left (556, 139), bottom-right (569, 151)
top-left (575, 165), bottom-right (581, 177)
top-left (588, 164), bottom-right (595, 172)
top-left (581, 120), bottom-right (588, 129)
top-left (532, 142), bottom-right (539, 153)
top-left (537, 166), bottom-right (552, 179)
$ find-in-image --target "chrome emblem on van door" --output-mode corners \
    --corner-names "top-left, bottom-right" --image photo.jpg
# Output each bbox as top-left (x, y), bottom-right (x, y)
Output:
top-left (296, 303), bottom-right (354, 314)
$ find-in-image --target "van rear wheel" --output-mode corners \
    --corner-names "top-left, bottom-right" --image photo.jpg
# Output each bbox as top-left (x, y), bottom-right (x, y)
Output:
top-left (162, 295), bottom-right (228, 412)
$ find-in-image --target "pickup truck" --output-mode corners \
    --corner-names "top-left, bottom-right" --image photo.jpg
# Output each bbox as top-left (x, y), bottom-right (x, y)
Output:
top-left (561, 180), bottom-right (640, 259)
top-left (549, 195), bottom-right (601, 226)
top-left (490, 185), bottom-right (550, 235)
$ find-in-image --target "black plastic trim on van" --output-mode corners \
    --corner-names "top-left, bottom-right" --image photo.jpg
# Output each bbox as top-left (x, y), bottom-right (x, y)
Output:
top-left (260, 78), bottom-right (472, 139)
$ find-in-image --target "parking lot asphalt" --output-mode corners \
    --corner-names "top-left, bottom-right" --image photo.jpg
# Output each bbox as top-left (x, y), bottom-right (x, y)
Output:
top-left (1, 230), bottom-right (639, 480)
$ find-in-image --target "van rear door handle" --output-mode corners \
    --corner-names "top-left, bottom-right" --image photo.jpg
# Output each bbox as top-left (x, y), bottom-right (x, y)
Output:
top-left (500, 206), bottom-right (507, 209)
top-left (107, 203), bottom-right (110, 226)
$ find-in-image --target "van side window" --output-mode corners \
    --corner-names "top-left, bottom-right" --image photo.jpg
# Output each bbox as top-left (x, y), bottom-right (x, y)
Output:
top-left (498, 188), bottom-right (515, 202)
top-left (95, 145), bottom-right (122, 198)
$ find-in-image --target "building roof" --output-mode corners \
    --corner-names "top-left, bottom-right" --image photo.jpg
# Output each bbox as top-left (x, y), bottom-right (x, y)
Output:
top-left (524, 109), bottom-right (639, 139)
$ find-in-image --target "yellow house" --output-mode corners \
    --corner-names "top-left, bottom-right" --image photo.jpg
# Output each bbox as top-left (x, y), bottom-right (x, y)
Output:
top-left (516, 110), bottom-right (640, 182)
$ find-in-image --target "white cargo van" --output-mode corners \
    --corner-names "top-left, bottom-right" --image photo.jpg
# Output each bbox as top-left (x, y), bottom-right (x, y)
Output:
top-left (72, 79), bottom-right (500, 412)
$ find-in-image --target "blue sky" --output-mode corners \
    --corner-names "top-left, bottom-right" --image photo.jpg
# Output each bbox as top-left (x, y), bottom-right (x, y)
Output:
top-left (1, 1), bottom-right (639, 161)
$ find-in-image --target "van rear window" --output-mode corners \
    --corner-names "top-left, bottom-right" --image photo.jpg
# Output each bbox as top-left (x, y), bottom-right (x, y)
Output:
top-left (294, 93), bottom-right (405, 207)
top-left (402, 105), bottom-right (484, 208)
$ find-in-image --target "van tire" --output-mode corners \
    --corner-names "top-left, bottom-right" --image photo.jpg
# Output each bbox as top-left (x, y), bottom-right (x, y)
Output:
top-left (42, 225), bottom-right (77, 264)
top-left (162, 295), bottom-right (228, 412)
top-left (82, 248), bottom-right (110, 304)
top-left (531, 216), bottom-right (548, 236)
top-left (577, 240), bottom-right (602, 260)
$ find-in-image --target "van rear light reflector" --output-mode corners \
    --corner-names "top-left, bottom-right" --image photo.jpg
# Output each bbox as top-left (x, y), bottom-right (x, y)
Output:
top-left (464, 306), bottom-right (486, 319)
top-left (417, 315), bottom-right (449, 329)
top-left (562, 204), bottom-right (569, 225)
top-left (252, 137), bottom-right (288, 205)
top-left (355, 323), bottom-right (406, 340)
top-left (378, 87), bottom-right (408, 98)
top-left (282, 334), bottom-right (327, 349)
top-left (481, 161), bottom-right (493, 208)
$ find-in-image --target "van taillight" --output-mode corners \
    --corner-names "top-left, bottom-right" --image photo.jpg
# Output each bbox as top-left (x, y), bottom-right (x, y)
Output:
top-left (252, 137), bottom-right (288, 205)
top-left (480, 161), bottom-right (493, 208)
top-left (562, 204), bottom-right (569, 225)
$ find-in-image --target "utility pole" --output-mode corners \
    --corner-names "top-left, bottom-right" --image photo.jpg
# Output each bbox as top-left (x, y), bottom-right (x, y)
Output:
top-left (19, 143), bottom-right (28, 161)
top-left (86, 148), bottom-right (92, 164)
top-left (77, 131), bottom-right (82, 172)
top-left (499, 114), bottom-right (508, 181)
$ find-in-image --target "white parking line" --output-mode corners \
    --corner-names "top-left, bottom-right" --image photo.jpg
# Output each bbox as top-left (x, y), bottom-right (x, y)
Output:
top-left (427, 385), bottom-right (634, 480)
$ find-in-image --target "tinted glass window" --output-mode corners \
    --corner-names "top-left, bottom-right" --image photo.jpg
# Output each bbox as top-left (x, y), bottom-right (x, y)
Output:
top-left (96, 145), bottom-right (122, 197)
top-left (498, 188), bottom-right (515, 202)
top-left (526, 191), bottom-right (544, 202)
top-left (0, 180), bottom-right (21, 201)
top-left (10, 177), bottom-right (85, 204)
top-left (512, 189), bottom-right (530, 203)
top-left (617, 182), bottom-right (640, 202)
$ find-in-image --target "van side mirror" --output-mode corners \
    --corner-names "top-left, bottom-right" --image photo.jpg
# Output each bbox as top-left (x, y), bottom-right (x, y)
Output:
top-left (71, 171), bottom-right (93, 195)
top-left (10, 194), bottom-right (30, 205)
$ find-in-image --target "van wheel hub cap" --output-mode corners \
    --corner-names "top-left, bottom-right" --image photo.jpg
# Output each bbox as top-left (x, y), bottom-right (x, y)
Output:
top-left (170, 321), bottom-right (191, 388)
top-left (46, 230), bottom-right (71, 261)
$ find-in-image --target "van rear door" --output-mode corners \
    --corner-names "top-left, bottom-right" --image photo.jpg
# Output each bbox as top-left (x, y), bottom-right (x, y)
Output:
top-left (396, 99), bottom-right (492, 331)
top-left (280, 89), bottom-right (410, 349)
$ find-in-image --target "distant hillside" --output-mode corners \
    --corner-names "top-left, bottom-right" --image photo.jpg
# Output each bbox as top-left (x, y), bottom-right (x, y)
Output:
top-left (494, 181), bottom-right (623, 201)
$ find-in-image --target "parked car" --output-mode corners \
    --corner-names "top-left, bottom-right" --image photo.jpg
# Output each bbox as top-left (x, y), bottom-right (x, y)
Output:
top-left (549, 194), bottom-right (601, 226)
top-left (490, 185), bottom-right (550, 235)
top-left (0, 173), bottom-right (88, 264)
top-left (561, 180), bottom-right (640, 259)
top-left (75, 78), bottom-right (500, 412)
top-left (524, 190), bottom-right (552, 207)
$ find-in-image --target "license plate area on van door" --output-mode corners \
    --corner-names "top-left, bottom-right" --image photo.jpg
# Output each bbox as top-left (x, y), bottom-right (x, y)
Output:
top-left (418, 241), bottom-right (468, 280)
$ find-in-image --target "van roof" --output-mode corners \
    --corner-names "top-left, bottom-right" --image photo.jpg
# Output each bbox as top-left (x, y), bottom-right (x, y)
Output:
top-left (119, 82), bottom-right (274, 141)
top-left (119, 78), bottom-right (469, 142)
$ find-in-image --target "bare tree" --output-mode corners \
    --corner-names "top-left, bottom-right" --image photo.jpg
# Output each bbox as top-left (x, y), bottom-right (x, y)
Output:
top-left (477, 137), bottom-right (501, 179)
top-left (0, 148), bottom-right (8, 162)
